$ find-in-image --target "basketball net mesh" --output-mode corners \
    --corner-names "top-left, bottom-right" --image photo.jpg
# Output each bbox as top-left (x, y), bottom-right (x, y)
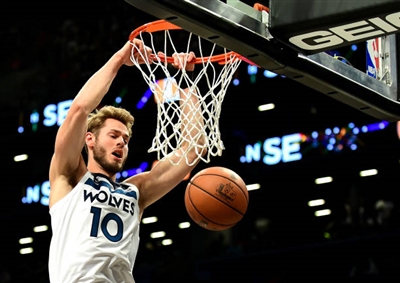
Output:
top-left (129, 29), bottom-right (242, 166)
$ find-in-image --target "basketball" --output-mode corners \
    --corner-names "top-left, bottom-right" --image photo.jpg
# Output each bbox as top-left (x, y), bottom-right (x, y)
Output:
top-left (184, 166), bottom-right (249, 231)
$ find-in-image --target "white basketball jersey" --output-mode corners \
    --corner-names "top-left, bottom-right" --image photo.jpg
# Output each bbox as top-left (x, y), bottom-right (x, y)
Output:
top-left (48, 171), bottom-right (140, 283)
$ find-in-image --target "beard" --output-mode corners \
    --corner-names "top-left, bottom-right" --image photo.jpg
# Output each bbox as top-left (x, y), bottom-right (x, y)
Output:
top-left (93, 142), bottom-right (126, 175)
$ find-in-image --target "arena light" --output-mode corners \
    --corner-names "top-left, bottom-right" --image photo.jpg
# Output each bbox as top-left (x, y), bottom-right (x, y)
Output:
top-left (263, 70), bottom-right (278, 78)
top-left (161, 239), bottom-right (173, 246)
top-left (14, 154), bottom-right (28, 162)
top-left (258, 103), bottom-right (275, 111)
top-left (359, 169), bottom-right (378, 177)
top-left (308, 199), bottom-right (325, 207)
top-left (19, 237), bottom-right (33, 245)
top-left (178, 222), bottom-right (190, 229)
top-left (314, 209), bottom-right (331, 217)
top-left (20, 247), bottom-right (34, 255)
top-left (150, 231), bottom-right (166, 239)
top-left (142, 216), bottom-right (158, 224)
top-left (315, 176), bottom-right (333, 185)
top-left (33, 225), bottom-right (48, 233)
top-left (246, 183), bottom-right (261, 191)
top-left (247, 64), bottom-right (258, 75)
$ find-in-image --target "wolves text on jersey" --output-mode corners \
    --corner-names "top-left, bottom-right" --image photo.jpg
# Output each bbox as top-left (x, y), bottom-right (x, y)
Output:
top-left (83, 176), bottom-right (136, 216)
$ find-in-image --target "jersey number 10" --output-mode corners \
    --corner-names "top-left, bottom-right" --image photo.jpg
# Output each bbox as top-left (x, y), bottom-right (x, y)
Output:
top-left (90, 206), bottom-right (124, 242)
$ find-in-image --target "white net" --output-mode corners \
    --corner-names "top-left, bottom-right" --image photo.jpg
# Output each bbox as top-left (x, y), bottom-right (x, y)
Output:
top-left (129, 22), bottom-right (242, 166)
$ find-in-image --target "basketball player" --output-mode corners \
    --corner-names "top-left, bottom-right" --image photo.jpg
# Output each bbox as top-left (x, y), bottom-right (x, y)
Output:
top-left (47, 39), bottom-right (205, 282)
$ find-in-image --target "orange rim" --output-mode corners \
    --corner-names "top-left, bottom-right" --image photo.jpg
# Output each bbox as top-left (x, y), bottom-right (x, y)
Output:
top-left (129, 19), bottom-right (255, 65)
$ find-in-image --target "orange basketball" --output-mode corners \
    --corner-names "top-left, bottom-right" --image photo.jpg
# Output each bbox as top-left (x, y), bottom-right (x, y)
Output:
top-left (184, 166), bottom-right (249, 231)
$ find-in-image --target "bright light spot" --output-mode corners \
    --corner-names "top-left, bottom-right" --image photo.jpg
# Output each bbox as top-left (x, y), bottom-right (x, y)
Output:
top-left (233, 78), bottom-right (240, 86)
top-left (246, 183), bottom-right (261, 191)
top-left (20, 247), bottom-right (34, 255)
top-left (351, 44), bottom-right (358, 51)
top-left (263, 70), bottom-right (278, 78)
top-left (142, 216), bottom-right (158, 224)
top-left (162, 239), bottom-right (173, 246)
top-left (179, 222), bottom-right (190, 229)
top-left (350, 144), bottom-right (357, 150)
top-left (18, 126), bottom-right (24, 133)
top-left (30, 112), bottom-right (39, 124)
top-left (325, 128), bottom-right (332, 135)
top-left (308, 199), bottom-right (325, 207)
top-left (115, 96), bottom-right (122, 104)
top-left (359, 169), bottom-right (378, 177)
top-left (14, 154), bottom-right (28, 162)
top-left (258, 103), bottom-right (275, 111)
top-left (247, 65), bottom-right (258, 75)
top-left (19, 237), bottom-right (33, 245)
top-left (352, 127), bottom-right (360, 134)
top-left (315, 176), bottom-right (333, 185)
top-left (150, 231), bottom-right (166, 239)
top-left (33, 225), bottom-right (48, 233)
top-left (315, 209), bottom-right (331, 217)
top-left (311, 131), bottom-right (318, 139)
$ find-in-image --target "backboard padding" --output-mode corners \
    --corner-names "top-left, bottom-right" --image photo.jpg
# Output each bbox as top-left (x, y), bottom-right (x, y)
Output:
top-left (269, 0), bottom-right (400, 54)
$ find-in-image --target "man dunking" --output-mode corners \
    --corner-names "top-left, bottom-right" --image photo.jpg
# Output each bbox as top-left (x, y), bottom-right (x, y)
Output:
top-left (48, 39), bottom-right (205, 282)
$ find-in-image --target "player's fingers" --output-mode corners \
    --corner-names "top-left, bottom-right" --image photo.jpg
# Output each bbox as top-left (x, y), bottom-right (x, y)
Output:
top-left (172, 52), bottom-right (184, 68)
top-left (187, 51), bottom-right (196, 63)
top-left (145, 46), bottom-right (153, 63)
top-left (132, 38), bottom-right (143, 52)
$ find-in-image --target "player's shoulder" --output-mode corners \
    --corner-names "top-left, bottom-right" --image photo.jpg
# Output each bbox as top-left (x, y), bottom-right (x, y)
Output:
top-left (122, 171), bottom-right (149, 189)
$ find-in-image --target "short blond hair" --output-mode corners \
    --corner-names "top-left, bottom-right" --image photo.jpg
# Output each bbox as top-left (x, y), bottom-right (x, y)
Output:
top-left (87, 105), bottom-right (134, 137)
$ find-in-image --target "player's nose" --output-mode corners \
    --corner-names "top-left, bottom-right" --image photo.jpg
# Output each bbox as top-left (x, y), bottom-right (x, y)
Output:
top-left (116, 137), bottom-right (125, 146)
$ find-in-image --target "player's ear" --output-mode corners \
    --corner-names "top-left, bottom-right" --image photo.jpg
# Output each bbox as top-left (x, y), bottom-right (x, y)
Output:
top-left (85, 132), bottom-right (95, 148)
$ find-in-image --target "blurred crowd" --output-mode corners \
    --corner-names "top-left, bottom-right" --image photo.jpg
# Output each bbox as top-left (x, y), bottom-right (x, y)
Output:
top-left (1, 1), bottom-right (149, 115)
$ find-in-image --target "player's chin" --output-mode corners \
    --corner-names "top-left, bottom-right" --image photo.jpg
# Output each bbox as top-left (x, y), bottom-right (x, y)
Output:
top-left (109, 163), bottom-right (124, 174)
top-left (116, 158), bottom-right (127, 170)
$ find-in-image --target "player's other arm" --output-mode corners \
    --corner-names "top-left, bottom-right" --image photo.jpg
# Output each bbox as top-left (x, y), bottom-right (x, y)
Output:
top-left (49, 40), bottom-right (148, 208)
top-left (126, 52), bottom-right (207, 213)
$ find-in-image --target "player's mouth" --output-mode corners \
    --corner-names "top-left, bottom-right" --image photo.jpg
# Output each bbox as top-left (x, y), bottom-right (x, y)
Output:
top-left (112, 150), bottom-right (123, 161)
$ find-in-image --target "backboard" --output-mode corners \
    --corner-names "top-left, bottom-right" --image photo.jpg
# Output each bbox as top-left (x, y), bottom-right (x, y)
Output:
top-left (124, 0), bottom-right (400, 121)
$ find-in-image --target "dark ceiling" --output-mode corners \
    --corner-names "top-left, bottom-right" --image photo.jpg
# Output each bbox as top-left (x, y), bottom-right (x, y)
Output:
top-left (1, 1), bottom-right (399, 282)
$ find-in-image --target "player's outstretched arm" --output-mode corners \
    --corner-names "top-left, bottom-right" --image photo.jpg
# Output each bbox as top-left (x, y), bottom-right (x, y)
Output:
top-left (49, 40), bottom-right (151, 208)
top-left (126, 52), bottom-right (207, 214)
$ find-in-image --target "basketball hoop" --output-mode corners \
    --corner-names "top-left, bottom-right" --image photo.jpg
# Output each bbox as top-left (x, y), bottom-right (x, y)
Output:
top-left (128, 20), bottom-right (246, 166)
